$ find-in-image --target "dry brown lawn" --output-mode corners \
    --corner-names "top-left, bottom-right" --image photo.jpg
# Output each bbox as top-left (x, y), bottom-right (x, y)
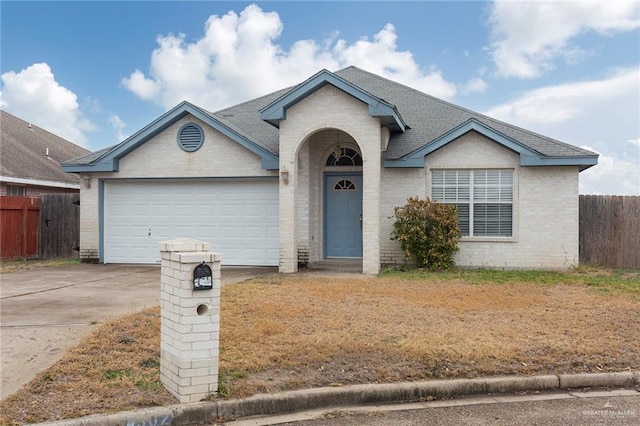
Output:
top-left (1, 268), bottom-right (639, 424)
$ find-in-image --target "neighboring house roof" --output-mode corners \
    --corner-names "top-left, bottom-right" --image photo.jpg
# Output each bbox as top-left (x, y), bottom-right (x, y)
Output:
top-left (1, 110), bottom-right (90, 188)
top-left (63, 66), bottom-right (598, 172)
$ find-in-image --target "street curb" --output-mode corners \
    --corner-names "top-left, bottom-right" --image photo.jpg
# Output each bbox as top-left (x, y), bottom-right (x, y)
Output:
top-left (34, 371), bottom-right (639, 426)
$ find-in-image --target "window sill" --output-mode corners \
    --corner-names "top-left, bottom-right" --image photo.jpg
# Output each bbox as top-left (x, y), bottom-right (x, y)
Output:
top-left (459, 236), bottom-right (517, 243)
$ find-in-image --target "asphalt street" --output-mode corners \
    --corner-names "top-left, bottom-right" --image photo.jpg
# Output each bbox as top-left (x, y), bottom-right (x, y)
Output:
top-left (225, 391), bottom-right (640, 426)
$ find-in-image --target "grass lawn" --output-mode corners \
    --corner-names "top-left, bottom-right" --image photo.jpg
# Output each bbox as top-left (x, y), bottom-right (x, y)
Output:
top-left (1, 267), bottom-right (638, 424)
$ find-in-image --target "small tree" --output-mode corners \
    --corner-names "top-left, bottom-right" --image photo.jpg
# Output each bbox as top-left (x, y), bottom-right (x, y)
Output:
top-left (391, 197), bottom-right (460, 270)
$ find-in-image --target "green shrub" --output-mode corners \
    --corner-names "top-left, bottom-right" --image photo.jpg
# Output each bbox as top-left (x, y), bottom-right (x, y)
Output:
top-left (391, 197), bottom-right (460, 270)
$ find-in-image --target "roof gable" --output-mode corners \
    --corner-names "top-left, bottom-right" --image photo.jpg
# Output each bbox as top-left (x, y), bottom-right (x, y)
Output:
top-left (260, 69), bottom-right (408, 133)
top-left (62, 101), bottom-right (279, 172)
top-left (384, 119), bottom-right (598, 171)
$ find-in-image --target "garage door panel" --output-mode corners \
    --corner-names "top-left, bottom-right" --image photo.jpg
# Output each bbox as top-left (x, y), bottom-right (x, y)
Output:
top-left (267, 225), bottom-right (278, 238)
top-left (219, 204), bottom-right (239, 217)
top-left (130, 205), bottom-right (149, 218)
top-left (150, 199), bottom-right (173, 208)
top-left (198, 225), bottom-right (217, 236)
top-left (243, 226), bottom-right (263, 239)
top-left (173, 226), bottom-right (195, 236)
top-left (241, 249), bottom-right (263, 262)
top-left (108, 246), bottom-right (128, 262)
top-left (109, 225), bottom-right (128, 237)
top-left (173, 205), bottom-right (193, 216)
top-left (267, 204), bottom-right (278, 216)
top-left (109, 204), bottom-right (129, 217)
top-left (219, 247), bottom-right (239, 261)
top-left (242, 204), bottom-right (262, 216)
top-left (105, 180), bottom-right (278, 266)
top-left (220, 226), bottom-right (238, 238)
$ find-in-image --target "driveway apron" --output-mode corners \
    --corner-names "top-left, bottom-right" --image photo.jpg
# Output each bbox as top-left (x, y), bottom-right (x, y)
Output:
top-left (0, 264), bottom-right (275, 400)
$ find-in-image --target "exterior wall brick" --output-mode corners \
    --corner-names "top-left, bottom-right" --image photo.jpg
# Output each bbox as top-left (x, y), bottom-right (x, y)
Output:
top-left (379, 167), bottom-right (426, 266)
top-left (420, 131), bottom-right (578, 269)
top-left (278, 85), bottom-right (381, 274)
top-left (117, 117), bottom-right (272, 178)
top-left (79, 177), bottom-right (100, 262)
top-left (77, 116), bottom-right (276, 262)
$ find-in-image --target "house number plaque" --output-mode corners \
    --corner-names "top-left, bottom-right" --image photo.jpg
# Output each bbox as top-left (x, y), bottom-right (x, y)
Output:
top-left (193, 262), bottom-right (213, 291)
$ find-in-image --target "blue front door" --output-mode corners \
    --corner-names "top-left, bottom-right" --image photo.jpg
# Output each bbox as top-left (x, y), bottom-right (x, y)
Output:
top-left (325, 173), bottom-right (363, 258)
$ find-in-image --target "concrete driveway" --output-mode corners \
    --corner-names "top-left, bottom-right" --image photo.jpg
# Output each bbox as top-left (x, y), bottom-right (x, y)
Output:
top-left (0, 263), bottom-right (276, 400)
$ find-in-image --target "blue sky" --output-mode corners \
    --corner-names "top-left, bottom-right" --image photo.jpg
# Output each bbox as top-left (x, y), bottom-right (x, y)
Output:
top-left (1, 1), bottom-right (639, 194)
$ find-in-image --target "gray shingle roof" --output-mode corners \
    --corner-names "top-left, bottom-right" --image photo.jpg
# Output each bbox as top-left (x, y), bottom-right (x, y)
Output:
top-left (214, 88), bottom-right (289, 155)
top-left (333, 67), bottom-right (596, 159)
top-left (1, 110), bottom-right (90, 184)
top-left (67, 66), bottom-right (596, 166)
top-left (213, 66), bottom-right (595, 159)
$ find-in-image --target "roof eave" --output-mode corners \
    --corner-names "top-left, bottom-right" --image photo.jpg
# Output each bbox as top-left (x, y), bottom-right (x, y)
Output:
top-left (520, 155), bottom-right (599, 171)
top-left (61, 162), bottom-right (119, 173)
top-left (0, 175), bottom-right (81, 189)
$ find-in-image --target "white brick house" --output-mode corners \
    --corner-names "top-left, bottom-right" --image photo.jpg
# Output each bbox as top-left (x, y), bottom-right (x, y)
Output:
top-left (63, 67), bottom-right (598, 273)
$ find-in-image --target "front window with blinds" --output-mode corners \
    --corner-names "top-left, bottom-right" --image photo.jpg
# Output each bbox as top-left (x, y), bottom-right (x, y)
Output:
top-left (432, 169), bottom-right (513, 237)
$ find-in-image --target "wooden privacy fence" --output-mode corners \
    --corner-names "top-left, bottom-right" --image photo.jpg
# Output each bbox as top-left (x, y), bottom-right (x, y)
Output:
top-left (0, 196), bottom-right (40, 259)
top-left (579, 195), bottom-right (640, 268)
top-left (0, 194), bottom-right (80, 260)
top-left (38, 193), bottom-right (80, 259)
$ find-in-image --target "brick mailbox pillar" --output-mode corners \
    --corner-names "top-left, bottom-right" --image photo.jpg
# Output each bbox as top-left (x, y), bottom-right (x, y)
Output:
top-left (158, 238), bottom-right (221, 403)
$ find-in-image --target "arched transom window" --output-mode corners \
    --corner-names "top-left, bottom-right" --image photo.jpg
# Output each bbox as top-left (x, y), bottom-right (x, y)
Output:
top-left (326, 147), bottom-right (362, 166)
top-left (333, 179), bottom-right (357, 191)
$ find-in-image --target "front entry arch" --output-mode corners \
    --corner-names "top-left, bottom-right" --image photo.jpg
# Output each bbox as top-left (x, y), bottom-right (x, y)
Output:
top-left (324, 173), bottom-right (363, 258)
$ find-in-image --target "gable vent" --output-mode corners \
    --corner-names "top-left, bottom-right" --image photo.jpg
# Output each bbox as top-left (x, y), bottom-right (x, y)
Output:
top-left (177, 123), bottom-right (204, 152)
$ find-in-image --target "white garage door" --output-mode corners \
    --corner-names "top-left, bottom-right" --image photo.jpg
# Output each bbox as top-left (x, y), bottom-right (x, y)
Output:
top-left (104, 180), bottom-right (278, 265)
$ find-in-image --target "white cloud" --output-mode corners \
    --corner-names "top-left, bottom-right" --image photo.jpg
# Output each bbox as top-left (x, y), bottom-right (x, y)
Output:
top-left (579, 146), bottom-right (640, 195)
top-left (122, 69), bottom-right (161, 101)
top-left (484, 66), bottom-right (640, 195)
top-left (331, 23), bottom-right (457, 99)
top-left (0, 63), bottom-right (94, 146)
top-left (108, 114), bottom-right (128, 142)
top-left (83, 96), bottom-right (103, 114)
top-left (485, 66), bottom-right (639, 126)
top-left (461, 77), bottom-right (488, 95)
top-left (489, 0), bottom-right (640, 78)
top-left (122, 4), bottom-right (458, 111)
top-left (627, 138), bottom-right (640, 149)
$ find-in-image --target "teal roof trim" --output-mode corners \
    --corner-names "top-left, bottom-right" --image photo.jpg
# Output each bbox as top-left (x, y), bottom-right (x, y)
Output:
top-left (520, 155), bottom-right (598, 170)
top-left (62, 163), bottom-right (121, 173)
top-left (260, 69), bottom-right (408, 133)
top-left (384, 119), bottom-right (598, 171)
top-left (61, 101), bottom-right (279, 172)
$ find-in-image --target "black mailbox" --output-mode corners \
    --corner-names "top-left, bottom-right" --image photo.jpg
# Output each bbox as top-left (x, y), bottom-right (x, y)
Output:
top-left (193, 262), bottom-right (213, 291)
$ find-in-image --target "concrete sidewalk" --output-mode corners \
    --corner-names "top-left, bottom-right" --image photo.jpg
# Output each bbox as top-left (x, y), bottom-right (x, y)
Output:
top-left (0, 264), bottom-right (276, 399)
top-left (36, 372), bottom-right (640, 425)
